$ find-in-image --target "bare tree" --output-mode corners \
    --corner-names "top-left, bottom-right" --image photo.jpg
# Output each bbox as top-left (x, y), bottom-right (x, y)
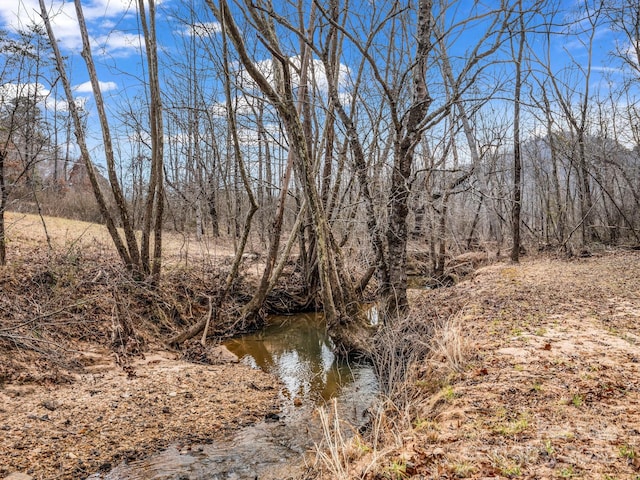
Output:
top-left (39, 0), bottom-right (165, 278)
top-left (205, 0), bottom-right (373, 354)
top-left (511, 0), bottom-right (526, 262)
top-left (0, 26), bottom-right (59, 264)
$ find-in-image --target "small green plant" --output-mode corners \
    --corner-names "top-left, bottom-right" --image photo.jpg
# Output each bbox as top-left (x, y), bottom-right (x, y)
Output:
top-left (352, 435), bottom-right (371, 454)
top-left (442, 384), bottom-right (457, 401)
top-left (514, 364), bottom-right (524, 372)
top-left (558, 465), bottom-right (576, 478)
top-left (535, 327), bottom-right (547, 336)
top-left (502, 464), bottom-right (522, 477)
top-left (542, 439), bottom-right (555, 457)
top-left (572, 394), bottom-right (584, 407)
top-left (532, 382), bottom-right (542, 392)
top-left (384, 459), bottom-right (408, 479)
top-left (452, 461), bottom-right (476, 478)
top-left (619, 444), bottom-right (636, 460)
top-left (413, 417), bottom-right (428, 429)
top-left (494, 412), bottom-right (530, 436)
top-left (414, 418), bottom-right (438, 431)
top-left (489, 453), bottom-right (522, 478)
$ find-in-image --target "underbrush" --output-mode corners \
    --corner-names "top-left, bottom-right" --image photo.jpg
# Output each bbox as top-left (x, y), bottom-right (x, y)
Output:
top-left (0, 244), bottom-right (263, 383)
top-left (314, 293), bottom-right (473, 479)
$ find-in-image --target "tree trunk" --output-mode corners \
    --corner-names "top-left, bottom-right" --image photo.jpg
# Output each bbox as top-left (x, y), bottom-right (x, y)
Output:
top-left (381, 0), bottom-right (434, 320)
top-left (207, 0), bottom-right (372, 355)
top-left (40, 0), bottom-right (134, 271)
top-left (511, 2), bottom-right (525, 263)
top-left (0, 150), bottom-right (6, 265)
top-left (137, 0), bottom-right (165, 278)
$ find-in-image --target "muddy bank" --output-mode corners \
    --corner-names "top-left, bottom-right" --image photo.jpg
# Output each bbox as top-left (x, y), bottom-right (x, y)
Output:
top-left (0, 349), bottom-right (281, 480)
top-left (98, 313), bottom-right (378, 480)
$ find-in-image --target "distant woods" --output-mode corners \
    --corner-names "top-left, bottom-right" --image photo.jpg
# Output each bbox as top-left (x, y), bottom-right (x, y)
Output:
top-left (1, 1), bottom-right (640, 337)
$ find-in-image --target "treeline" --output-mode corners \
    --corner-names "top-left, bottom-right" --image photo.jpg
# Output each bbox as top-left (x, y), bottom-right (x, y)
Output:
top-left (1, 0), bottom-right (639, 349)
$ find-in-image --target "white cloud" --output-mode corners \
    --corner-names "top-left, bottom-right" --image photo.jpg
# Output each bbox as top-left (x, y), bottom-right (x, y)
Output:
top-left (620, 40), bottom-right (640, 68)
top-left (590, 66), bottom-right (621, 74)
top-left (74, 80), bottom-right (118, 93)
top-left (0, 81), bottom-right (88, 113)
top-left (237, 56), bottom-right (352, 96)
top-left (209, 95), bottom-right (263, 117)
top-left (0, 82), bottom-right (49, 102)
top-left (182, 22), bottom-right (221, 37)
top-left (0, 0), bottom-right (139, 55)
top-left (44, 95), bottom-right (87, 112)
top-left (92, 31), bottom-right (143, 57)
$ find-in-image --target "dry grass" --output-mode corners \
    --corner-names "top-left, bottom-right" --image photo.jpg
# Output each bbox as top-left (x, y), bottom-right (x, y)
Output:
top-left (314, 301), bottom-right (475, 479)
top-left (315, 400), bottom-right (352, 479)
top-left (0, 212), bottom-right (268, 379)
top-left (3, 211), bottom-right (245, 268)
top-left (314, 250), bottom-right (640, 479)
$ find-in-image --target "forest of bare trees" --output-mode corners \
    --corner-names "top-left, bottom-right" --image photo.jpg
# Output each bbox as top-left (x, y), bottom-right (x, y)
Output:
top-left (2, 0), bottom-right (640, 351)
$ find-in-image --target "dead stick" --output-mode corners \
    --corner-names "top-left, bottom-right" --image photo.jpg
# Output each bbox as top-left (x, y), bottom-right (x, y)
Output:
top-left (200, 295), bottom-right (213, 346)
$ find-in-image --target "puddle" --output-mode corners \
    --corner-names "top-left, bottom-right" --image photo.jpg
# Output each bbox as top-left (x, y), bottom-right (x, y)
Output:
top-left (91, 313), bottom-right (377, 479)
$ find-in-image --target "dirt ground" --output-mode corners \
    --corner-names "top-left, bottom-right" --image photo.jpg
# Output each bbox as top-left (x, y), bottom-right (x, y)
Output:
top-left (0, 348), bottom-right (280, 479)
top-left (3, 213), bottom-right (640, 479)
top-left (344, 250), bottom-right (640, 479)
top-left (0, 212), bottom-right (283, 480)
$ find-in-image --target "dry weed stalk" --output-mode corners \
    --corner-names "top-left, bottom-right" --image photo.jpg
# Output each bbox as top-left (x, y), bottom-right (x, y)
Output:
top-left (315, 399), bottom-right (350, 479)
top-left (314, 301), bottom-right (472, 478)
top-left (428, 312), bottom-right (469, 373)
top-left (371, 309), bottom-right (434, 404)
top-left (315, 398), bottom-right (402, 480)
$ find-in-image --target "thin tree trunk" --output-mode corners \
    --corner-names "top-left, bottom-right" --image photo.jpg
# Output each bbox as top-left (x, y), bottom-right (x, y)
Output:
top-left (511, 2), bottom-right (525, 262)
top-left (74, 0), bottom-right (142, 272)
top-left (137, 0), bottom-right (165, 278)
top-left (0, 150), bottom-right (6, 265)
top-left (39, 0), bottom-right (133, 270)
top-left (382, 0), bottom-right (434, 319)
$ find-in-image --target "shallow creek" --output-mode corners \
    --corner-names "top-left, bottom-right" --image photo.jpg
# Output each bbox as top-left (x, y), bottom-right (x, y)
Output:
top-left (93, 313), bottom-right (378, 479)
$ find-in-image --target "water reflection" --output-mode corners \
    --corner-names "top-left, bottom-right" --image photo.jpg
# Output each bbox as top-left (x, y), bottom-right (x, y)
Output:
top-left (91, 313), bottom-right (378, 479)
top-left (224, 313), bottom-right (367, 403)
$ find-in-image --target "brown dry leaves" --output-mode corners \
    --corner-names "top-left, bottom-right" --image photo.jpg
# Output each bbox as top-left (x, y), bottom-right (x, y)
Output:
top-left (354, 251), bottom-right (640, 479)
top-left (0, 350), bottom-right (280, 479)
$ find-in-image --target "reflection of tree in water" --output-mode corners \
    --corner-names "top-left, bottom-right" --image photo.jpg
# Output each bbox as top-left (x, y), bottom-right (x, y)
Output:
top-left (224, 313), bottom-right (357, 402)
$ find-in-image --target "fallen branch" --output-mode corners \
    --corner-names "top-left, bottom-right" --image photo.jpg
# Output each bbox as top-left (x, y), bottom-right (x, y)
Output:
top-left (200, 295), bottom-right (214, 346)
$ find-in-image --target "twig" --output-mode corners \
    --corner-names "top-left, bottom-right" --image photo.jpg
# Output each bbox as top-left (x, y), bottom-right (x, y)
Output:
top-left (200, 295), bottom-right (214, 346)
top-left (0, 297), bottom-right (99, 333)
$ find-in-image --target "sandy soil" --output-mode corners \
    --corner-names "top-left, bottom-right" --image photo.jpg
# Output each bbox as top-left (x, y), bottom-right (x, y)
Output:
top-left (0, 348), bottom-right (280, 480)
top-left (345, 250), bottom-right (640, 479)
top-left (1, 213), bottom-right (286, 480)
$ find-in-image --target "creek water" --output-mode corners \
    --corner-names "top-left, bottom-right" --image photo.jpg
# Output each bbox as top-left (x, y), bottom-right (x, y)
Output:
top-left (92, 313), bottom-right (378, 480)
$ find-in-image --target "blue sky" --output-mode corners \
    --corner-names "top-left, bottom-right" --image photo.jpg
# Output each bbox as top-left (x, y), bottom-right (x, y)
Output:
top-left (1, 0), bottom-right (150, 100)
top-left (0, 0), bottom-right (637, 154)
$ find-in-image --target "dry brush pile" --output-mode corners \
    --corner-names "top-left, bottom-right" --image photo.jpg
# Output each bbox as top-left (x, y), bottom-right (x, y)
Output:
top-left (0, 242), bottom-right (264, 385)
